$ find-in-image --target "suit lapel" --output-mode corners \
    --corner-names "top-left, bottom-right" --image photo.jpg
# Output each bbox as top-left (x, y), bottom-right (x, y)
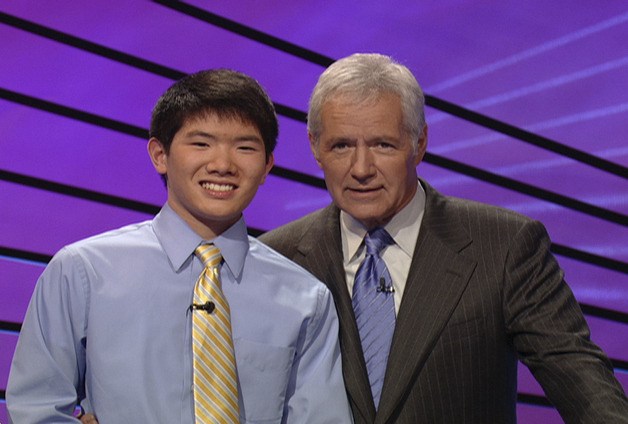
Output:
top-left (295, 205), bottom-right (376, 423)
top-left (376, 181), bottom-right (477, 423)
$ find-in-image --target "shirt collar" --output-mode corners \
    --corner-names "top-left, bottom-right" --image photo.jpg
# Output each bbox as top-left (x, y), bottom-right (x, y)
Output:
top-left (340, 181), bottom-right (426, 263)
top-left (153, 203), bottom-right (249, 279)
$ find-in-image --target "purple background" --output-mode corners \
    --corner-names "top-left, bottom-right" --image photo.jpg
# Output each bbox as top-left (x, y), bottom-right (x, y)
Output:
top-left (1, 1), bottom-right (626, 422)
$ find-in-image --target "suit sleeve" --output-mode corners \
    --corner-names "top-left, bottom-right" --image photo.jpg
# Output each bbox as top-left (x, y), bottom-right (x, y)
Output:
top-left (503, 220), bottom-right (628, 423)
top-left (259, 228), bottom-right (297, 261)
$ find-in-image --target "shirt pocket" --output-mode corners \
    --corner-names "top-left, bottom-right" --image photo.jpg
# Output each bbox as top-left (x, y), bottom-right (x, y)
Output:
top-left (235, 338), bottom-right (296, 423)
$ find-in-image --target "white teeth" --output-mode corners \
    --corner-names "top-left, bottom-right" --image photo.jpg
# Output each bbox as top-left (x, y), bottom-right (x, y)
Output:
top-left (201, 182), bottom-right (234, 192)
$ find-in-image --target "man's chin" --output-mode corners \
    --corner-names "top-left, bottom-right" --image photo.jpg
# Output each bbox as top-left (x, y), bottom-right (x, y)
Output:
top-left (342, 207), bottom-right (386, 228)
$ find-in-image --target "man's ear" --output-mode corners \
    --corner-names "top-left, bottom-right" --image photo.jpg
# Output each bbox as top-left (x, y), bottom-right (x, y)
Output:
top-left (147, 137), bottom-right (167, 175)
top-left (414, 124), bottom-right (428, 166)
top-left (308, 132), bottom-right (323, 168)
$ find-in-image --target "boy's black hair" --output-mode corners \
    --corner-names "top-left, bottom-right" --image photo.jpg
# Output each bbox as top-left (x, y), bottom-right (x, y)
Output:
top-left (150, 69), bottom-right (278, 160)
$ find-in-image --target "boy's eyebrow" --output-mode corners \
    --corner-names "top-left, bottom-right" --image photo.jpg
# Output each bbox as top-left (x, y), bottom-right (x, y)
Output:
top-left (185, 130), bottom-right (214, 139)
top-left (185, 130), bottom-right (263, 142)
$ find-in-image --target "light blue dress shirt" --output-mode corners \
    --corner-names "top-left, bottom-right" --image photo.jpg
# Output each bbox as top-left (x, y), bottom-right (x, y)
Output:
top-left (7, 204), bottom-right (352, 423)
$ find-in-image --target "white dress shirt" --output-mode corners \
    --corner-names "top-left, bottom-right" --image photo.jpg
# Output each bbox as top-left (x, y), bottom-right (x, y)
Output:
top-left (340, 181), bottom-right (426, 314)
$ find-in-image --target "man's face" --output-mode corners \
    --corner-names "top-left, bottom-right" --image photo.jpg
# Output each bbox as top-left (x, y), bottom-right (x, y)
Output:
top-left (149, 114), bottom-right (273, 239)
top-left (311, 93), bottom-right (426, 229)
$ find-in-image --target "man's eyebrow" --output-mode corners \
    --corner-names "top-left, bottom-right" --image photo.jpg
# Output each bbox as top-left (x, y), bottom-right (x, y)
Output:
top-left (368, 134), bottom-right (398, 141)
top-left (326, 135), bottom-right (396, 143)
top-left (327, 136), bottom-right (355, 143)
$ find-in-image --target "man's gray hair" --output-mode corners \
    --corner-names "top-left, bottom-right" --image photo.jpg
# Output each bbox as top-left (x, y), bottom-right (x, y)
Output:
top-left (308, 53), bottom-right (425, 152)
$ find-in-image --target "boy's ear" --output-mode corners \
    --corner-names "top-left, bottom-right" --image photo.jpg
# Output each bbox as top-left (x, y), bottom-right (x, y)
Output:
top-left (147, 137), bottom-right (167, 175)
top-left (260, 153), bottom-right (274, 184)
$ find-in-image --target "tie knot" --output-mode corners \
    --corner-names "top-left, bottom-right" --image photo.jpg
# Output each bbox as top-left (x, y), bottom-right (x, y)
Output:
top-left (195, 244), bottom-right (222, 268)
top-left (364, 228), bottom-right (394, 256)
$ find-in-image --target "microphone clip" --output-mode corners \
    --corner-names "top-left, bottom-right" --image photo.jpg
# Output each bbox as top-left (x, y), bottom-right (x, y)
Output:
top-left (376, 277), bottom-right (395, 294)
top-left (189, 301), bottom-right (215, 314)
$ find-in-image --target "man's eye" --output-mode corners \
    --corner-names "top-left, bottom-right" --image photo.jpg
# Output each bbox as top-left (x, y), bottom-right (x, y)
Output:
top-left (331, 143), bottom-right (349, 151)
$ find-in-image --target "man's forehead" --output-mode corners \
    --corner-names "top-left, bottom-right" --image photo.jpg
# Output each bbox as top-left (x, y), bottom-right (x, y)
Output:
top-left (326, 91), bottom-right (400, 107)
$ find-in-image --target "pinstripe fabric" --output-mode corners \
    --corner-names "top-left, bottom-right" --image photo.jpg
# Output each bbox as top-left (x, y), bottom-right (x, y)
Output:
top-left (193, 244), bottom-right (239, 424)
top-left (352, 228), bottom-right (396, 409)
top-left (260, 179), bottom-right (628, 424)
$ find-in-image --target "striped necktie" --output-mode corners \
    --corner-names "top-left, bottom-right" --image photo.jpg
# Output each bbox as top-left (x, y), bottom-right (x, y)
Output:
top-left (193, 244), bottom-right (239, 423)
top-left (352, 227), bottom-right (396, 410)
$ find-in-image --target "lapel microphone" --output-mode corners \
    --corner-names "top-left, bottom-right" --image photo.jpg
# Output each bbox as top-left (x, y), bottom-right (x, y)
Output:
top-left (376, 277), bottom-right (395, 293)
top-left (189, 301), bottom-right (215, 314)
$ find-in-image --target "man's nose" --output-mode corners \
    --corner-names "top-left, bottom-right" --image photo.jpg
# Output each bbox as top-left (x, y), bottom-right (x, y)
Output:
top-left (350, 145), bottom-right (375, 180)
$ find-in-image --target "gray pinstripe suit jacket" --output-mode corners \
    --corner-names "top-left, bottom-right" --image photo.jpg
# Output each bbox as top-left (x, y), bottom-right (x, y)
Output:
top-left (259, 180), bottom-right (627, 423)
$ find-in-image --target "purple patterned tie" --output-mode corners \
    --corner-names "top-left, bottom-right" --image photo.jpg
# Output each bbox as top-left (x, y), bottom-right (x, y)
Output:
top-left (352, 227), bottom-right (396, 410)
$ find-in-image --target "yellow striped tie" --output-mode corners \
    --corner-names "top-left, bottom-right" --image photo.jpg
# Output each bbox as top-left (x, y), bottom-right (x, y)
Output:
top-left (193, 244), bottom-right (240, 423)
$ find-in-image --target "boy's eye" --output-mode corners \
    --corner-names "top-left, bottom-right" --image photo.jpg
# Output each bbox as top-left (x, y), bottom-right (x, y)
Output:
top-left (237, 143), bottom-right (261, 152)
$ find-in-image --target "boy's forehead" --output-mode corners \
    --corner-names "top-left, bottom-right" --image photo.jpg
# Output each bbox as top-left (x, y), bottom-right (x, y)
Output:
top-left (177, 113), bottom-right (262, 140)
top-left (182, 111), bottom-right (258, 130)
